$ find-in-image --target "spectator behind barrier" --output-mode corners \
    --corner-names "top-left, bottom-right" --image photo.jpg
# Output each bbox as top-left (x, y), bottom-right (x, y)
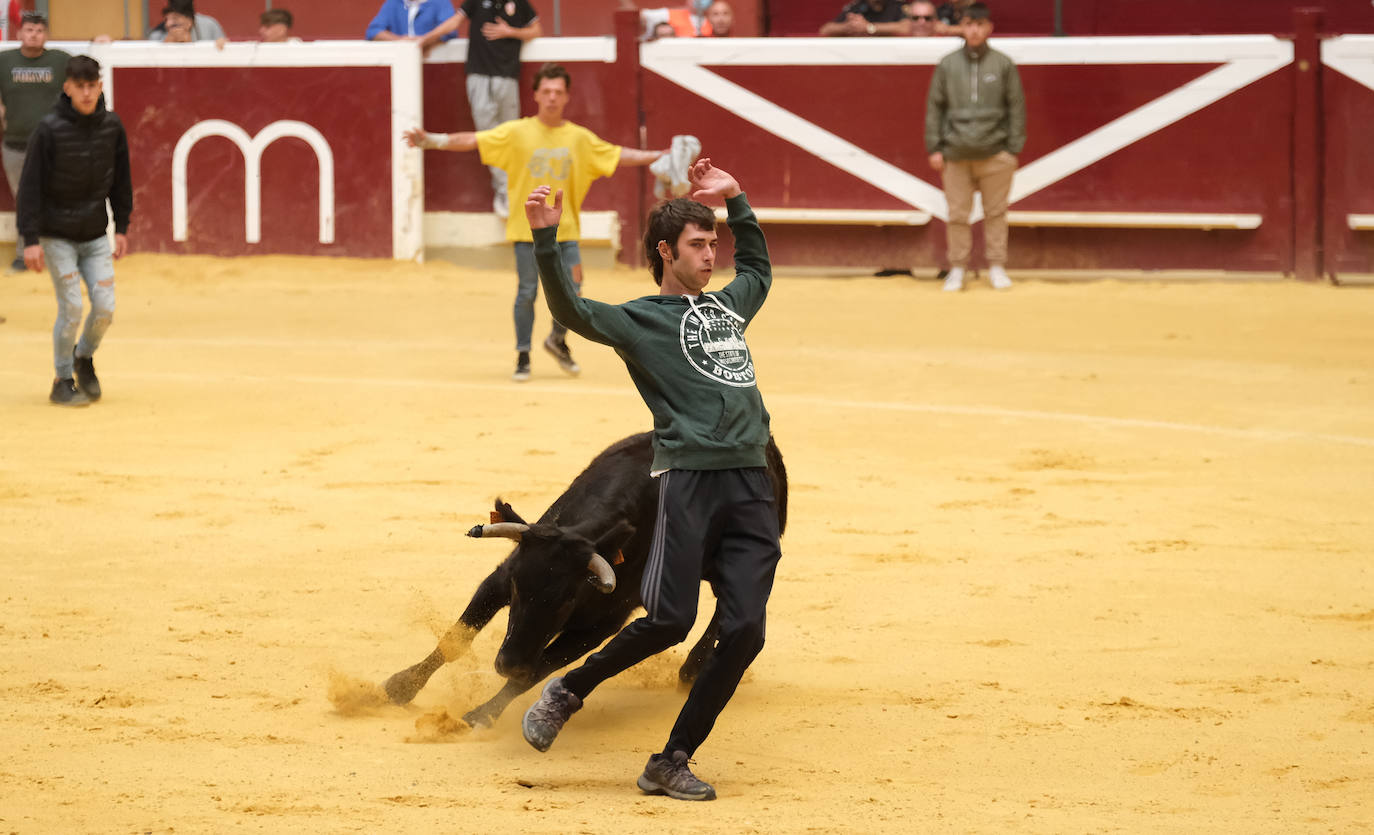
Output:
top-left (633, 1), bottom-right (712, 39)
top-left (934, 0), bottom-right (972, 34)
top-left (824, 0), bottom-right (912, 36)
top-left (416, 1), bottom-right (541, 218)
top-left (259, 8), bottom-right (298, 42)
top-left (702, 1), bottom-right (733, 36)
top-left (821, 0), bottom-right (910, 36)
top-left (906, 1), bottom-right (937, 36)
top-left (366, 0), bottom-right (457, 42)
top-left (148, 0), bottom-right (227, 42)
top-left (650, 21), bottom-right (677, 40)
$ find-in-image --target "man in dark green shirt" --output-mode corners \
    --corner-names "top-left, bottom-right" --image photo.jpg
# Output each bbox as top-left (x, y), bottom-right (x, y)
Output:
top-left (519, 159), bottom-right (782, 802)
top-left (0, 11), bottom-right (69, 271)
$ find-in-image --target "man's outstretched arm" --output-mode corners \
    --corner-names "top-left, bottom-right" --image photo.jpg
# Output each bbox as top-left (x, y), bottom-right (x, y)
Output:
top-left (617, 147), bottom-right (668, 167)
top-left (403, 127), bottom-right (478, 152)
top-left (526, 186), bottom-right (633, 346)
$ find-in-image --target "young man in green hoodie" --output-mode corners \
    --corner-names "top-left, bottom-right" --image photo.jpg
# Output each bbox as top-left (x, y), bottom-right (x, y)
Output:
top-left (925, 1), bottom-right (1025, 291)
top-left (518, 158), bottom-right (781, 802)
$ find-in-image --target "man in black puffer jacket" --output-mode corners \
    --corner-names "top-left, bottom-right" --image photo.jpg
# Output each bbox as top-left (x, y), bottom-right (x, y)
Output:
top-left (18, 54), bottom-right (133, 407)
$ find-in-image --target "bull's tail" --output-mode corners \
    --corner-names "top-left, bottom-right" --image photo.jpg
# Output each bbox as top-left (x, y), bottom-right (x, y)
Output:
top-left (766, 435), bottom-right (788, 537)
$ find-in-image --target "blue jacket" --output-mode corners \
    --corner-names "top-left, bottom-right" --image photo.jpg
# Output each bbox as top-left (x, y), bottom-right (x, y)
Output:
top-left (365, 0), bottom-right (456, 40)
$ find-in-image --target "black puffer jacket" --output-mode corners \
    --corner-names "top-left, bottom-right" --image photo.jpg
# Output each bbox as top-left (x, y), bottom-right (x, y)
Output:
top-left (17, 92), bottom-right (133, 246)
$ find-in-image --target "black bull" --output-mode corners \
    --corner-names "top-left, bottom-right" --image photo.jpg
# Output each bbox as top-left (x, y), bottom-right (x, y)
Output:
top-left (381, 431), bottom-right (788, 728)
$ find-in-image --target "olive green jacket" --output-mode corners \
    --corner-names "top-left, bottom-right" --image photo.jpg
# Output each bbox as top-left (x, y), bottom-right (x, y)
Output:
top-left (925, 43), bottom-right (1027, 161)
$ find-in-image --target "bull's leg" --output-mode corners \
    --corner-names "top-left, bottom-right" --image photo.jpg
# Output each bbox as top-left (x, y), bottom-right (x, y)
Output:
top-left (462, 678), bottom-right (531, 728)
top-left (382, 571), bottom-right (510, 705)
top-left (677, 605), bottom-right (720, 684)
top-left (461, 618), bottom-right (632, 727)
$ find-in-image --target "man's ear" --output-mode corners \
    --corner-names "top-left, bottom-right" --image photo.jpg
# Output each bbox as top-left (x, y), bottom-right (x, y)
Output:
top-left (657, 239), bottom-right (672, 262)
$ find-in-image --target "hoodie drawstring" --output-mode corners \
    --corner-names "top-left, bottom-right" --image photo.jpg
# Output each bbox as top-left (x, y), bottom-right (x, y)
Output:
top-left (684, 293), bottom-right (745, 325)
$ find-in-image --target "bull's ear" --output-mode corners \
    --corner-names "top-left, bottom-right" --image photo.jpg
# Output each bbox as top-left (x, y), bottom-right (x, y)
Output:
top-left (594, 519), bottom-right (636, 555)
top-left (493, 498), bottom-right (529, 525)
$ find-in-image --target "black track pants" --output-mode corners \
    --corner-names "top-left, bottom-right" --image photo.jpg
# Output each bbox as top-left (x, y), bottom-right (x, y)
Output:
top-left (561, 466), bottom-right (782, 757)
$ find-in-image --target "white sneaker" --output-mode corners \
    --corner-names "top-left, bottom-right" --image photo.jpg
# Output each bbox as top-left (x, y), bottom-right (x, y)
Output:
top-left (942, 267), bottom-right (965, 292)
top-left (989, 265), bottom-right (1013, 290)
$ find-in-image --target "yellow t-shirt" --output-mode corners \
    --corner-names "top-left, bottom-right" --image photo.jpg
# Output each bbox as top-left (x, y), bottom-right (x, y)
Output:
top-left (476, 117), bottom-right (623, 243)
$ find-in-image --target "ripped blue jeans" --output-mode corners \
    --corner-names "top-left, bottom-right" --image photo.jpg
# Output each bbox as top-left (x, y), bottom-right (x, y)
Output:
top-left (43, 235), bottom-right (116, 380)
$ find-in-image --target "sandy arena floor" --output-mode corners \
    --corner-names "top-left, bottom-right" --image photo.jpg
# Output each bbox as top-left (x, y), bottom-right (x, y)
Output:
top-left (1, 254), bottom-right (1372, 833)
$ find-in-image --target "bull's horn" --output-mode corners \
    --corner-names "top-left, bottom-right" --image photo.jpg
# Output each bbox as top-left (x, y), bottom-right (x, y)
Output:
top-left (468, 522), bottom-right (529, 540)
top-left (587, 554), bottom-right (617, 593)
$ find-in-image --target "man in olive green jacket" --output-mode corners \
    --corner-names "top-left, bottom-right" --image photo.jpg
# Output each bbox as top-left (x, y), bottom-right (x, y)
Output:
top-left (925, 1), bottom-right (1025, 291)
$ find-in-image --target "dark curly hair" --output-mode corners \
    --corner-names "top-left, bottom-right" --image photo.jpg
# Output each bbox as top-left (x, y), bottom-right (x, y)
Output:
top-left (643, 198), bottom-right (716, 286)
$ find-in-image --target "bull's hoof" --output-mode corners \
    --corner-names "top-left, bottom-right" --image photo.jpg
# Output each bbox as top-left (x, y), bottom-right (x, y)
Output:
top-left (382, 668), bottom-right (424, 705)
top-left (382, 649), bottom-right (445, 705)
top-left (462, 708), bottom-right (494, 729)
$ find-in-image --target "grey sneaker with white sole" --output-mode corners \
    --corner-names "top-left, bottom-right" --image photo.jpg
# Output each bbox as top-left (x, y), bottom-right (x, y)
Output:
top-left (636, 750), bottom-right (717, 801)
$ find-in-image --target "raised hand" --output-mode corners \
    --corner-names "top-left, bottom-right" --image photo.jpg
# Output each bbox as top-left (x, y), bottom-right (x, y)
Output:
top-left (688, 158), bottom-right (741, 203)
top-left (525, 186), bottom-right (564, 230)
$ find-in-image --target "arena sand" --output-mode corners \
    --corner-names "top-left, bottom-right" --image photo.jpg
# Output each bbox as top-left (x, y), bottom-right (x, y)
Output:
top-left (1, 254), bottom-right (1371, 833)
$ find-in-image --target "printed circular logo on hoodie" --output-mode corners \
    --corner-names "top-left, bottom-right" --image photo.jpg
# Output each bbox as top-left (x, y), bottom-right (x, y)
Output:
top-left (679, 300), bottom-right (755, 388)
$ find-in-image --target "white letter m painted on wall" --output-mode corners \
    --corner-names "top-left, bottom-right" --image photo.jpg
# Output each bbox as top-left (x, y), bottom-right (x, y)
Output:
top-left (172, 119), bottom-right (335, 245)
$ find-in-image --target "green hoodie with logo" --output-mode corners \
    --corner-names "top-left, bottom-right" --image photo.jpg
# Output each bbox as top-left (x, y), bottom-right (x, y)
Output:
top-left (534, 193), bottom-right (772, 473)
top-left (925, 43), bottom-right (1026, 161)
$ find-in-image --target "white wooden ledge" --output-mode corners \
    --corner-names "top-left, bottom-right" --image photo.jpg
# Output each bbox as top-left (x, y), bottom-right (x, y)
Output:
top-left (1008, 211), bottom-right (1262, 230)
top-left (712, 207), bottom-right (932, 226)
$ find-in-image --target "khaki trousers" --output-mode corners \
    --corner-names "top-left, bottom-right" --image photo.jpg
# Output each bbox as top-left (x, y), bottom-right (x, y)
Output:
top-left (942, 151), bottom-right (1018, 267)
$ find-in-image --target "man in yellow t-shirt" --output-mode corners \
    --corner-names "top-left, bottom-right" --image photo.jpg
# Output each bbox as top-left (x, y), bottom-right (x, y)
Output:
top-left (405, 63), bottom-right (666, 382)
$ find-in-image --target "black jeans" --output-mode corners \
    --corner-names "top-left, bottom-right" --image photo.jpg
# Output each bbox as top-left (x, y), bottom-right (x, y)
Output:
top-left (562, 466), bottom-right (782, 757)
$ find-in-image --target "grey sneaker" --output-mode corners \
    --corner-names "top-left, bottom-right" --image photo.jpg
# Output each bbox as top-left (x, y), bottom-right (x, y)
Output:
top-left (521, 677), bottom-right (581, 752)
top-left (73, 349), bottom-right (101, 401)
top-left (512, 350), bottom-right (531, 383)
top-left (50, 378), bottom-right (91, 407)
top-left (636, 750), bottom-right (717, 801)
top-left (542, 334), bottom-right (581, 376)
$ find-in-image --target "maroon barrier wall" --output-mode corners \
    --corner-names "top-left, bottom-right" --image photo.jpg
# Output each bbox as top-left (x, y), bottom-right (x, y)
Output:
top-left (117, 65), bottom-right (394, 257)
top-left (14, 24), bottom-right (1364, 273)
top-left (1322, 39), bottom-right (1374, 277)
top-left (639, 32), bottom-right (1299, 272)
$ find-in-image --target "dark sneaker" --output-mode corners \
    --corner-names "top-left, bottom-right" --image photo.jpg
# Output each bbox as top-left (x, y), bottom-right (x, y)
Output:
top-left (50, 378), bottom-right (91, 407)
top-left (10, 255), bottom-right (24, 272)
top-left (636, 750), bottom-right (717, 801)
top-left (521, 677), bottom-right (581, 752)
top-left (542, 334), bottom-right (581, 376)
top-left (73, 349), bottom-right (101, 401)
top-left (512, 350), bottom-right (531, 383)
